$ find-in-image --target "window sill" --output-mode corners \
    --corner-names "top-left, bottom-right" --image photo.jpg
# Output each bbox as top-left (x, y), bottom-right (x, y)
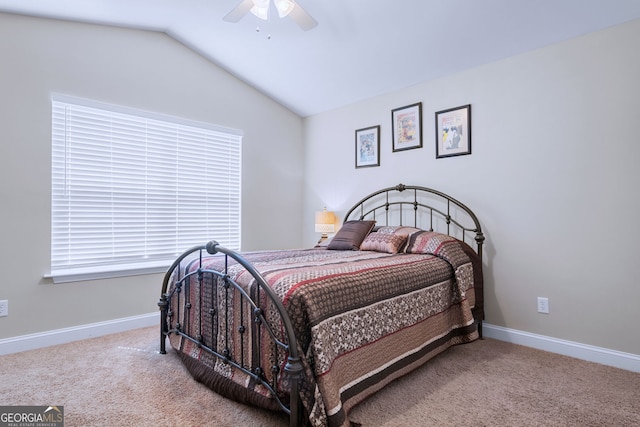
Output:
top-left (45, 261), bottom-right (172, 284)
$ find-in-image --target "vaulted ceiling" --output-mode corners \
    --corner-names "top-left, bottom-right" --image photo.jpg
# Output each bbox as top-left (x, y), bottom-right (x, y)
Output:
top-left (2, 0), bottom-right (640, 116)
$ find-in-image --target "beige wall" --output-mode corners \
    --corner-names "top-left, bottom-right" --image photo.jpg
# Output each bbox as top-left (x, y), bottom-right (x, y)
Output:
top-left (303, 19), bottom-right (640, 355)
top-left (0, 13), bottom-right (304, 339)
top-left (2, 11), bottom-right (639, 358)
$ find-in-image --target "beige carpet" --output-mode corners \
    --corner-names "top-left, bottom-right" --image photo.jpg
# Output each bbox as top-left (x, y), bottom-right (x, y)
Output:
top-left (0, 327), bottom-right (638, 426)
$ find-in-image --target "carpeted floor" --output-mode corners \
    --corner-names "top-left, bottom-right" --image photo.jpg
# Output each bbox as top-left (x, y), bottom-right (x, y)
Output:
top-left (0, 327), bottom-right (638, 426)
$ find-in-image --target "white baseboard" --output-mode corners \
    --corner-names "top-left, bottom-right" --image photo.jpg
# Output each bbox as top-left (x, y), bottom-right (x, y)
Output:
top-left (483, 323), bottom-right (640, 373)
top-left (0, 312), bottom-right (159, 356)
top-left (2, 317), bottom-right (638, 373)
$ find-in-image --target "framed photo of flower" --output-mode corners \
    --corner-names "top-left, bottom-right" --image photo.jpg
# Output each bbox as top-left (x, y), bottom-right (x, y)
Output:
top-left (435, 104), bottom-right (471, 158)
top-left (355, 125), bottom-right (380, 168)
top-left (392, 102), bottom-right (422, 152)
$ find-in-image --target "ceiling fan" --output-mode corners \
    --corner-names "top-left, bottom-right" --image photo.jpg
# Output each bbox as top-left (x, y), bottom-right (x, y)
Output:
top-left (223, 0), bottom-right (318, 31)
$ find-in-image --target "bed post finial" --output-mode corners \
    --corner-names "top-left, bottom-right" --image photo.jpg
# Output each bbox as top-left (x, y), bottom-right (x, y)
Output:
top-left (205, 240), bottom-right (220, 254)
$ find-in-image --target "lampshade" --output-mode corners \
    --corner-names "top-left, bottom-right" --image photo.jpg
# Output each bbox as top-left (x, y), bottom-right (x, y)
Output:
top-left (250, 0), bottom-right (270, 20)
top-left (315, 208), bottom-right (336, 234)
top-left (250, 0), bottom-right (295, 20)
top-left (274, 0), bottom-right (295, 17)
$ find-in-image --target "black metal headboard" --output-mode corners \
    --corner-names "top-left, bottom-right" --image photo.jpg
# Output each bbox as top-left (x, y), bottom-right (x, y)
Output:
top-left (344, 184), bottom-right (484, 258)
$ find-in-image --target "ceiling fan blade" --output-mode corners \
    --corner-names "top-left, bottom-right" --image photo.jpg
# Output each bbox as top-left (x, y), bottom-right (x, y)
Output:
top-left (289, 1), bottom-right (318, 31)
top-left (223, 0), bottom-right (254, 23)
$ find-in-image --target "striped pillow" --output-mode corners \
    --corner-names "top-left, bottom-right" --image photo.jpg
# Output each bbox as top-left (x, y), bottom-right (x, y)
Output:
top-left (404, 230), bottom-right (456, 254)
top-left (360, 231), bottom-right (408, 254)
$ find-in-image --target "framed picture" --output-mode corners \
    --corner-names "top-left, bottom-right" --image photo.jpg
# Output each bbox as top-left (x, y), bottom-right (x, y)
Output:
top-left (392, 102), bottom-right (422, 152)
top-left (435, 104), bottom-right (471, 158)
top-left (355, 125), bottom-right (380, 168)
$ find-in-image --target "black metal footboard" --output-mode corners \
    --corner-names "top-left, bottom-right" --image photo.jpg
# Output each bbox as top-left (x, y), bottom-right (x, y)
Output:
top-left (158, 240), bottom-right (303, 427)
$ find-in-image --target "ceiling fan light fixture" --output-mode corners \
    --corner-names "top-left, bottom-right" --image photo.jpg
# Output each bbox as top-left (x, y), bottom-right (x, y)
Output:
top-left (274, 0), bottom-right (295, 18)
top-left (225, 0), bottom-right (317, 31)
top-left (250, 0), bottom-right (270, 20)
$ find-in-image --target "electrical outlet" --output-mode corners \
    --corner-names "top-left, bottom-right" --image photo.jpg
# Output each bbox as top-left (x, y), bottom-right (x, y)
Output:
top-left (0, 300), bottom-right (8, 317)
top-left (537, 297), bottom-right (549, 314)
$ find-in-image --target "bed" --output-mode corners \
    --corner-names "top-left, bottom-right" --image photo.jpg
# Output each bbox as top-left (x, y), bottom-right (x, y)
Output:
top-left (158, 184), bottom-right (485, 427)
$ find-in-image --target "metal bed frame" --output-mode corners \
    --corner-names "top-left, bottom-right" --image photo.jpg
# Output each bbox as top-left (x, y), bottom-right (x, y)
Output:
top-left (158, 184), bottom-right (484, 427)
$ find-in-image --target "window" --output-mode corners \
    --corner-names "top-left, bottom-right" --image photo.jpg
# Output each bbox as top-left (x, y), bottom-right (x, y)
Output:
top-left (50, 95), bottom-right (242, 283)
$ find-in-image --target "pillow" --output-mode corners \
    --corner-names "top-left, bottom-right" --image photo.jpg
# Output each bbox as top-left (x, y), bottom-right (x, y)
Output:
top-left (375, 225), bottom-right (422, 236)
top-left (360, 231), bottom-right (408, 254)
top-left (404, 230), bottom-right (456, 254)
top-left (327, 220), bottom-right (376, 250)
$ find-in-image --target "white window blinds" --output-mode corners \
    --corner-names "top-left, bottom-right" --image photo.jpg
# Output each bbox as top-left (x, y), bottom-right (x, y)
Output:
top-left (51, 95), bottom-right (242, 282)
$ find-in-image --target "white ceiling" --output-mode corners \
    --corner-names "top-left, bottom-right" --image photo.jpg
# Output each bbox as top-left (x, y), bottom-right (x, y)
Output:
top-left (2, 0), bottom-right (640, 117)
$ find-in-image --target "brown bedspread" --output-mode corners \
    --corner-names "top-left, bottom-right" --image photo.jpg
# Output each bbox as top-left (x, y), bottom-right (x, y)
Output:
top-left (167, 238), bottom-right (479, 427)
